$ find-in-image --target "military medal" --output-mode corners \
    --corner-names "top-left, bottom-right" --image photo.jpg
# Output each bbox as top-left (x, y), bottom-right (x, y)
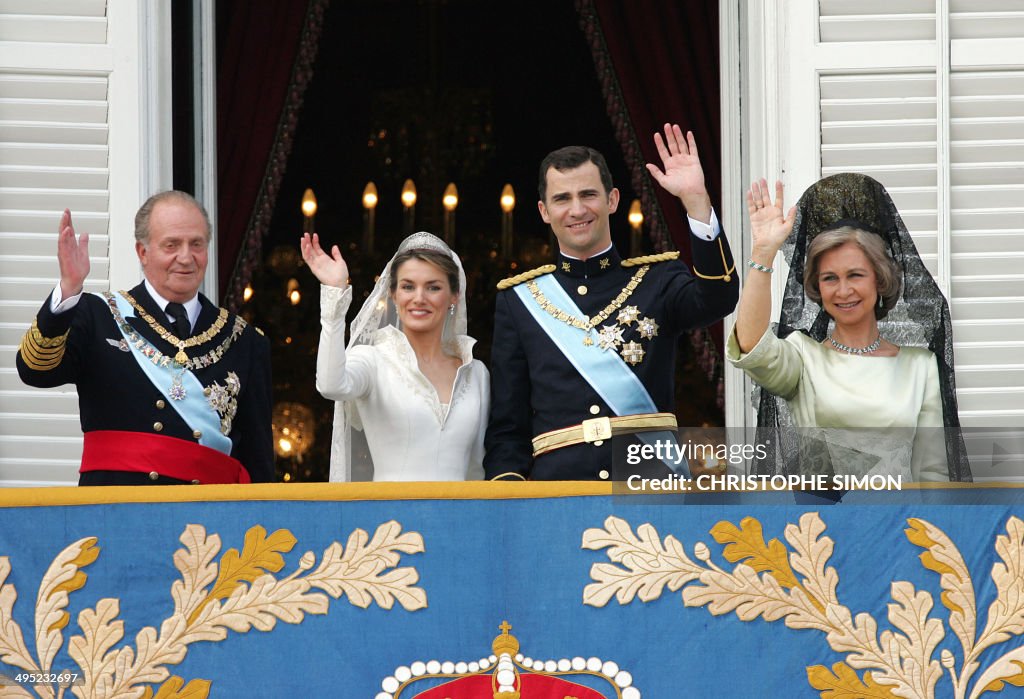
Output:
top-left (637, 316), bottom-right (659, 339)
top-left (174, 343), bottom-right (189, 365)
top-left (170, 374), bottom-right (187, 401)
top-left (621, 341), bottom-right (645, 365)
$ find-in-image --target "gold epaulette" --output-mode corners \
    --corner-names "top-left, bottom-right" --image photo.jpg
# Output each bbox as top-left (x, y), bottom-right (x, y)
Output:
top-left (18, 320), bottom-right (69, 371)
top-left (620, 251), bottom-right (680, 268)
top-left (496, 264), bottom-right (556, 290)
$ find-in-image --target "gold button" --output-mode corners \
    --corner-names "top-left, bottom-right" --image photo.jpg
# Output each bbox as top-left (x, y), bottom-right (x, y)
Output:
top-left (593, 440), bottom-right (604, 447)
top-left (193, 430), bottom-right (202, 439)
top-left (155, 399), bottom-right (165, 409)
top-left (148, 471), bottom-right (159, 481)
top-left (153, 422), bottom-right (163, 432)
top-left (598, 469), bottom-right (610, 480)
top-left (577, 285), bottom-right (588, 295)
top-left (203, 387), bottom-right (211, 396)
top-left (589, 405), bottom-right (600, 415)
top-left (191, 479), bottom-right (201, 485)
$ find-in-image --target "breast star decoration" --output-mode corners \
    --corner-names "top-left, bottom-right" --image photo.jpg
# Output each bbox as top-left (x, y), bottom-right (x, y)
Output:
top-left (205, 371), bottom-right (240, 435)
top-left (597, 304), bottom-right (657, 365)
top-left (597, 324), bottom-right (625, 351)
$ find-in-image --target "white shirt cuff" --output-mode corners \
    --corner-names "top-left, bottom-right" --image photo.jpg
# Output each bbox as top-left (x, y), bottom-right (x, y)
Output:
top-left (49, 283), bottom-right (82, 314)
top-left (687, 209), bottom-right (721, 241)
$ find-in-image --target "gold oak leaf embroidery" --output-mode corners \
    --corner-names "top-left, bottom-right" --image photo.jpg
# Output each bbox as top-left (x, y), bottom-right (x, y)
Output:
top-left (806, 662), bottom-right (900, 698)
top-left (46, 538), bottom-right (100, 633)
top-left (710, 517), bottom-right (823, 611)
top-left (584, 513), bottom-right (1024, 699)
top-left (143, 676), bottom-right (213, 699)
top-left (36, 537), bottom-right (101, 675)
top-left (905, 518), bottom-right (977, 658)
top-left (3, 522), bottom-right (427, 698)
top-left (187, 526), bottom-right (297, 624)
top-left (981, 660), bottom-right (1024, 694)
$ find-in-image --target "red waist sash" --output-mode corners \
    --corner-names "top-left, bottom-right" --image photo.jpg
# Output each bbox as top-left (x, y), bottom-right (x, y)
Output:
top-left (81, 430), bottom-right (251, 484)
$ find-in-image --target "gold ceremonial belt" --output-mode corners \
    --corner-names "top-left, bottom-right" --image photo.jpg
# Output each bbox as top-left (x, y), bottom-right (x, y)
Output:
top-left (531, 413), bottom-right (678, 457)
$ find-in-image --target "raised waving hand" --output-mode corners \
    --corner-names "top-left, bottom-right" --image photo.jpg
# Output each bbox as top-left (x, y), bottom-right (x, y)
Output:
top-left (57, 209), bottom-right (90, 298)
top-left (300, 232), bottom-right (349, 288)
top-left (746, 178), bottom-right (795, 256)
top-left (645, 123), bottom-right (711, 223)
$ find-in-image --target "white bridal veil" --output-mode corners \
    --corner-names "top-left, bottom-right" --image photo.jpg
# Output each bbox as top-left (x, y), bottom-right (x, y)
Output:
top-left (328, 232), bottom-right (468, 481)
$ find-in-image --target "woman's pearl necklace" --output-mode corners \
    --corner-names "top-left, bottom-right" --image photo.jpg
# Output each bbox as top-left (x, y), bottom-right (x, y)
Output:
top-left (828, 334), bottom-right (881, 355)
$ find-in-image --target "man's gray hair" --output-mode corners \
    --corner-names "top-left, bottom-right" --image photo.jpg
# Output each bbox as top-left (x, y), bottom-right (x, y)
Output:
top-left (134, 190), bottom-right (211, 245)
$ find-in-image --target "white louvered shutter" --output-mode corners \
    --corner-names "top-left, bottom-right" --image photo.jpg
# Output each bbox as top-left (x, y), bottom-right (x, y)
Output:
top-left (946, 3), bottom-right (1024, 453)
top-left (0, 0), bottom-right (148, 486)
top-left (776, 1), bottom-right (1024, 480)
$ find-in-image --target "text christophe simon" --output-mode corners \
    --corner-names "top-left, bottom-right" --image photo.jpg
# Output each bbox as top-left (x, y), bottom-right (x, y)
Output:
top-left (623, 441), bottom-right (904, 492)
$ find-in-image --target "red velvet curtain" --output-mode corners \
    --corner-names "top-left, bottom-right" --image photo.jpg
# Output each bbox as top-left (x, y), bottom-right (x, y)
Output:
top-left (216, 0), bottom-right (327, 306)
top-left (576, 0), bottom-right (724, 401)
top-left (576, 0), bottom-right (720, 256)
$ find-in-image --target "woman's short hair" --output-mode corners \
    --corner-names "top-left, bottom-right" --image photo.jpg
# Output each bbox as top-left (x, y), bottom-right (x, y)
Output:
top-left (389, 248), bottom-right (460, 294)
top-left (804, 226), bottom-right (901, 320)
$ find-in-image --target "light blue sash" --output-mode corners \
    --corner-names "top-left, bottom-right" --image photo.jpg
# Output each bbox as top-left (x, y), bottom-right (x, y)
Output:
top-left (514, 275), bottom-right (686, 475)
top-left (105, 293), bottom-right (232, 455)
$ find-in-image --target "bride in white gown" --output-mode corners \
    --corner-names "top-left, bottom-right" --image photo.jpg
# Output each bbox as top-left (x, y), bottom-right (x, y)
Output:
top-left (301, 231), bottom-right (489, 481)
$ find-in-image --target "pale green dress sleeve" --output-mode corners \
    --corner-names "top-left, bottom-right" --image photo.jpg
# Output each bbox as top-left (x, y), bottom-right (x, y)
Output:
top-left (725, 326), bottom-right (802, 401)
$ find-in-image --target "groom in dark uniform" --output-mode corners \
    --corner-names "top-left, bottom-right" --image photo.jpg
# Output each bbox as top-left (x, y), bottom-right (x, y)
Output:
top-left (484, 125), bottom-right (738, 481)
top-left (16, 191), bottom-right (274, 485)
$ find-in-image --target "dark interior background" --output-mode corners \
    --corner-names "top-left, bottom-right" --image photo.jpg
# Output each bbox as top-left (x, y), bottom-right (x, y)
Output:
top-left (211, 0), bottom-right (722, 480)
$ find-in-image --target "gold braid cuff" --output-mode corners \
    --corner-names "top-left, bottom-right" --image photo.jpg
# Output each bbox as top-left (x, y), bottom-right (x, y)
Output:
top-left (18, 320), bottom-right (70, 371)
top-left (621, 251), bottom-right (679, 267)
top-left (496, 264), bottom-right (556, 290)
top-left (692, 239), bottom-right (736, 282)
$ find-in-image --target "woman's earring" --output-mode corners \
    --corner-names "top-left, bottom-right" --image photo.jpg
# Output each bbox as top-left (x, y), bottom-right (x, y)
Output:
top-left (878, 293), bottom-right (883, 309)
top-left (449, 303), bottom-right (456, 316)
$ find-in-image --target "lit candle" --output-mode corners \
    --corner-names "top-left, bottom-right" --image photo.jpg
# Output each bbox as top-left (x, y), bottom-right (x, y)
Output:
top-left (362, 181), bottom-right (378, 255)
top-left (401, 179), bottom-right (417, 236)
top-left (628, 199), bottom-right (644, 257)
top-left (442, 182), bottom-right (458, 245)
top-left (500, 184), bottom-right (515, 258)
top-left (301, 188), bottom-right (317, 235)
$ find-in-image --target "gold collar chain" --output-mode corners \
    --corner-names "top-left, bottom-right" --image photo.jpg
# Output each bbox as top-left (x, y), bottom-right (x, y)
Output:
top-left (121, 290), bottom-right (229, 364)
top-left (526, 265), bottom-right (649, 345)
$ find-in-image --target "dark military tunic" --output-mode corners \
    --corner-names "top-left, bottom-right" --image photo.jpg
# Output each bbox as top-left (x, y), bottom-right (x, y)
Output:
top-left (484, 229), bottom-right (737, 481)
top-left (16, 283), bottom-right (274, 484)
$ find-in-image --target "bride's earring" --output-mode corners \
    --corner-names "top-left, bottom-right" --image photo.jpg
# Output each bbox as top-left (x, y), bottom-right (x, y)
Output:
top-left (449, 303), bottom-right (456, 316)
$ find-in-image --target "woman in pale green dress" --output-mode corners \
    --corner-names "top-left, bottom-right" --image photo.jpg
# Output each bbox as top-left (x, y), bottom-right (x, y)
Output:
top-left (727, 174), bottom-right (970, 482)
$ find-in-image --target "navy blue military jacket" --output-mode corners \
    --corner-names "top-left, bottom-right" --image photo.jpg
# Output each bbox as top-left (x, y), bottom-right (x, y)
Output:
top-left (484, 232), bottom-right (737, 481)
top-left (16, 283), bottom-right (274, 484)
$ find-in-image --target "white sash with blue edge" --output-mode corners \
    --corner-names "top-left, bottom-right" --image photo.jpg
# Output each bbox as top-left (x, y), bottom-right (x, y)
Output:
top-left (104, 293), bottom-right (232, 455)
top-left (514, 275), bottom-right (686, 475)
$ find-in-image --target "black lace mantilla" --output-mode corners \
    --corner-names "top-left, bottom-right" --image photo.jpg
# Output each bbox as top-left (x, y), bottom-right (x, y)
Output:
top-left (754, 173), bottom-right (971, 481)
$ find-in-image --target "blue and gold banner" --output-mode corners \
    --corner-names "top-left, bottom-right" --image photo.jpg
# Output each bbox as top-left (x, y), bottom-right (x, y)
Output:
top-left (0, 483), bottom-right (1021, 698)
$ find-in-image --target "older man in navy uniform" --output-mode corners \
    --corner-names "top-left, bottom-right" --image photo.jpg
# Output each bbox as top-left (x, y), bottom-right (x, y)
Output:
top-left (484, 125), bottom-right (738, 481)
top-left (17, 191), bottom-right (274, 485)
